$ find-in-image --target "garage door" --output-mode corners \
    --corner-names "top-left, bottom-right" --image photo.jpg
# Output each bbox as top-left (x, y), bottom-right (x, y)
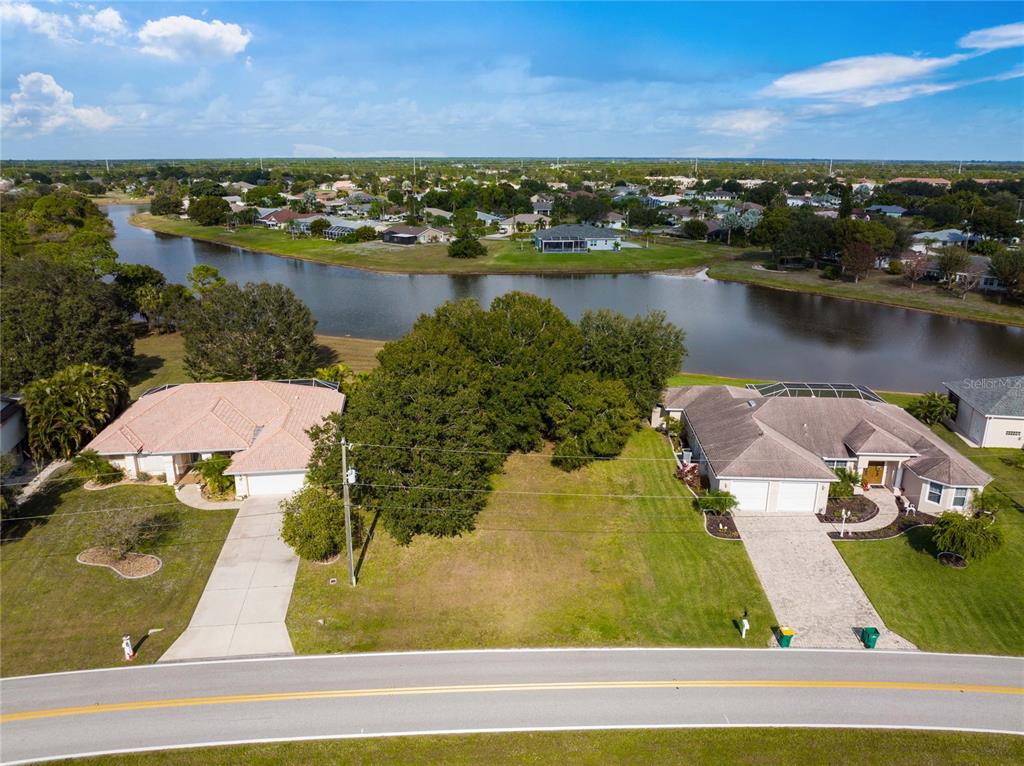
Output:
top-left (775, 481), bottom-right (818, 512)
top-left (731, 481), bottom-right (769, 512)
top-left (245, 472), bottom-right (306, 496)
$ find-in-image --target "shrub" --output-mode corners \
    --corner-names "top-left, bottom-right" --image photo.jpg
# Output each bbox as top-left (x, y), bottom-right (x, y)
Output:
top-left (829, 467), bottom-right (861, 498)
top-left (932, 512), bottom-right (1004, 562)
top-left (448, 237), bottom-right (486, 259)
top-left (72, 449), bottom-right (123, 485)
top-left (194, 453), bottom-right (234, 495)
top-left (675, 463), bottom-right (700, 492)
top-left (696, 489), bottom-right (738, 515)
top-left (886, 259), bottom-right (904, 275)
top-left (280, 485), bottom-right (363, 561)
top-left (820, 265), bottom-right (841, 280)
top-left (93, 510), bottom-right (167, 560)
top-left (907, 392), bottom-right (956, 425)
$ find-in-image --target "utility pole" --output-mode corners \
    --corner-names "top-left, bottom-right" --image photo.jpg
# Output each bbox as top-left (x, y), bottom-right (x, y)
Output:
top-left (341, 439), bottom-right (356, 587)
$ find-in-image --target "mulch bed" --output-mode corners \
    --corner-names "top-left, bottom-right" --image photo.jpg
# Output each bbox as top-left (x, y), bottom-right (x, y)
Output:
top-left (704, 513), bottom-right (741, 540)
top-left (938, 551), bottom-right (968, 569)
top-left (817, 495), bottom-right (879, 524)
top-left (84, 477), bottom-right (165, 491)
top-left (829, 511), bottom-right (939, 540)
top-left (77, 547), bottom-right (162, 579)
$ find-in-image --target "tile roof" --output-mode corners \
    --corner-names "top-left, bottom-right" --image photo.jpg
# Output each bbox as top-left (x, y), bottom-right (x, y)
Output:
top-left (944, 376), bottom-right (1024, 418)
top-left (663, 386), bottom-right (990, 487)
top-left (87, 381), bottom-right (345, 475)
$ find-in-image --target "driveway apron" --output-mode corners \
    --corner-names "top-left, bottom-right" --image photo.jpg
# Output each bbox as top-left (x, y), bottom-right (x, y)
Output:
top-left (733, 512), bottom-right (916, 650)
top-left (160, 495), bottom-right (298, 661)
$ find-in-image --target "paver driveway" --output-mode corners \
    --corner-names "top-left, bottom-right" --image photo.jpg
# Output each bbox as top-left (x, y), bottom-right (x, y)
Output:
top-left (161, 494), bottom-right (298, 661)
top-left (733, 512), bottom-right (916, 650)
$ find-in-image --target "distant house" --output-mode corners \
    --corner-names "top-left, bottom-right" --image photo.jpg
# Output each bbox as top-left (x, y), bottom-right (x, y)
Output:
top-left (599, 211), bottom-right (626, 230)
top-left (382, 225), bottom-right (451, 245)
top-left (532, 198), bottom-right (554, 215)
top-left (890, 177), bottom-right (951, 187)
top-left (499, 213), bottom-right (550, 233)
top-left (866, 204), bottom-right (907, 218)
top-left (86, 380), bottom-right (345, 497)
top-left (666, 206), bottom-right (700, 223)
top-left (475, 211), bottom-right (502, 225)
top-left (700, 190), bottom-right (736, 202)
top-left (533, 224), bottom-right (623, 253)
top-left (911, 229), bottom-right (982, 252)
top-left (944, 376), bottom-right (1024, 449)
top-left (643, 194), bottom-right (683, 207)
top-left (257, 209), bottom-right (318, 229)
top-left (786, 196), bottom-right (811, 207)
top-left (422, 207), bottom-right (454, 221)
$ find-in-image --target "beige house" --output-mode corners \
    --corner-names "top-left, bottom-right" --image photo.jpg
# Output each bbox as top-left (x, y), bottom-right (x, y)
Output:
top-left (86, 380), bottom-right (344, 497)
top-left (943, 376), bottom-right (1024, 448)
top-left (657, 386), bottom-right (990, 514)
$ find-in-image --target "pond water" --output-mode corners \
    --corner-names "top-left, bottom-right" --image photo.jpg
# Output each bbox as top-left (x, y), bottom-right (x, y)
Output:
top-left (109, 205), bottom-right (1024, 392)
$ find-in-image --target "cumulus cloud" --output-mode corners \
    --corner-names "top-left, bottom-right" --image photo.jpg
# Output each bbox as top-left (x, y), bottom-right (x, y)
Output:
top-left (959, 21), bottom-right (1024, 51)
top-left (0, 2), bottom-right (73, 40)
top-left (78, 8), bottom-right (129, 42)
top-left (138, 15), bottom-right (252, 60)
top-left (763, 53), bottom-right (967, 99)
top-left (698, 108), bottom-right (787, 136)
top-left (1, 72), bottom-right (117, 135)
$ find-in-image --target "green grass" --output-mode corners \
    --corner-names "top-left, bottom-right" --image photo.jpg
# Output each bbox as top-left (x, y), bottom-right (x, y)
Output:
top-left (287, 428), bottom-right (774, 652)
top-left (708, 254), bottom-right (1024, 327)
top-left (129, 332), bottom-right (385, 399)
top-left (130, 213), bottom-right (740, 275)
top-left (665, 371), bottom-right (920, 404)
top-left (838, 423), bottom-right (1024, 655)
top-left (50, 728), bottom-right (1024, 765)
top-left (0, 480), bottom-right (236, 676)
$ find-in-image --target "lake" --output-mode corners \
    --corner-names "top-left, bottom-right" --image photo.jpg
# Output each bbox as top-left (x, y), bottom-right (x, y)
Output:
top-left (109, 205), bottom-right (1024, 392)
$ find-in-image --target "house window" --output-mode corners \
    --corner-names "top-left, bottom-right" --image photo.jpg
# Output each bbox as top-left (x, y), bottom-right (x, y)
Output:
top-left (952, 488), bottom-right (968, 508)
top-left (927, 482), bottom-right (943, 504)
top-left (825, 459), bottom-right (850, 470)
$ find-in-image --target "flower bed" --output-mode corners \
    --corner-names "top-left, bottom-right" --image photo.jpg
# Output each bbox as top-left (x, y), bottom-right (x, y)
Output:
top-left (817, 495), bottom-right (879, 524)
top-left (704, 513), bottom-right (740, 540)
top-left (829, 510), bottom-right (939, 540)
top-left (76, 547), bottom-right (163, 578)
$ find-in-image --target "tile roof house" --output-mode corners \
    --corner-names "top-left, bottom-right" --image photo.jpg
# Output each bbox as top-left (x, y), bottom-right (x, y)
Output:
top-left (657, 385), bottom-right (990, 514)
top-left (86, 381), bottom-right (345, 497)
top-left (943, 376), bottom-right (1024, 448)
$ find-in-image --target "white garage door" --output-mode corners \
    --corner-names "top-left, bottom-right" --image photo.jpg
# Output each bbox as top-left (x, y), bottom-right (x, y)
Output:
top-left (775, 481), bottom-right (818, 512)
top-left (245, 472), bottom-right (306, 496)
top-left (731, 481), bottom-right (769, 512)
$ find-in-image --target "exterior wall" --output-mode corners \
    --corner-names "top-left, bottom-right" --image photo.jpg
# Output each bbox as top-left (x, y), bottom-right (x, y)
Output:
top-left (238, 471), bottom-right (306, 497)
top-left (716, 477), bottom-right (829, 513)
top-left (585, 237), bottom-right (620, 250)
top-left (979, 416), bottom-right (1024, 449)
top-left (1, 406), bottom-right (27, 466)
top-left (902, 469), bottom-right (981, 514)
top-left (107, 453), bottom-right (188, 485)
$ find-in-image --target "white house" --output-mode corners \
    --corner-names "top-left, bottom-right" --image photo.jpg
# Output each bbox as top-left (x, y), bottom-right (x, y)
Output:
top-left (944, 376), bottom-right (1024, 449)
top-left (656, 385), bottom-right (991, 515)
top-left (85, 380), bottom-right (345, 497)
top-left (533, 224), bottom-right (623, 253)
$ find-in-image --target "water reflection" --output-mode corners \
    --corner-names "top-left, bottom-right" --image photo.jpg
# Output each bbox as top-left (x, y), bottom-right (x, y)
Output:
top-left (109, 205), bottom-right (1024, 391)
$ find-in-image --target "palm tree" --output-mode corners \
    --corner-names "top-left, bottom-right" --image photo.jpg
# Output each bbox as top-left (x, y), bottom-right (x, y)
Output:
top-left (907, 391), bottom-right (956, 426)
top-left (22, 364), bottom-right (128, 461)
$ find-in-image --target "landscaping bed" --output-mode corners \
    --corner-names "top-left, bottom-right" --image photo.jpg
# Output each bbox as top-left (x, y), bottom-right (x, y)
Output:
top-left (77, 547), bottom-right (162, 579)
top-left (829, 510), bottom-right (938, 540)
top-left (704, 513), bottom-right (740, 540)
top-left (817, 495), bottom-right (879, 524)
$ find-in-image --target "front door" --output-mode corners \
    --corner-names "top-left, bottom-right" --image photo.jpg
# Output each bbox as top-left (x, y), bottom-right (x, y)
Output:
top-left (863, 462), bottom-right (885, 485)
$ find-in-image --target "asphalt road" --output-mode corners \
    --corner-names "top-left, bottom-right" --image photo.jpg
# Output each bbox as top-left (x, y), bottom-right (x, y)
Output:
top-left (2, 648), bottom-right (1022, 764)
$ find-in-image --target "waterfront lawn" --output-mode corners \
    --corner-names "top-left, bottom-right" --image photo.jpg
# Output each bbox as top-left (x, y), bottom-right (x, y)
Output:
top-left (130, 213), bottom-right (738, 274)
top-left (708, 254), bottom-right (1024, 327)
top-left (129, 332), bottom-right (385, 399)
top-left (665, 372), bottom-right (918, 405)
top-left (0, 480), bottom-right (235, 676)
top-left (837, 423), bottom-right (1024, 655)
top-left (286, 428), bottom-right (774, 652)
top-left (51, 728), bottom-right (1024, 765)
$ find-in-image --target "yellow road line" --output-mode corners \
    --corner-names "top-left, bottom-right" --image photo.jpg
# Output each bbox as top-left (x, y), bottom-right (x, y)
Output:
top-left (3, 679), bottom-right (1021, 723)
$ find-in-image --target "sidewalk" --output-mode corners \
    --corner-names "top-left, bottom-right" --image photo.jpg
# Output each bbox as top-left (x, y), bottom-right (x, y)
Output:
top-left (160, 494), bottom-right (298, 661)
top-left (734, 512), bottom-right (916, 650)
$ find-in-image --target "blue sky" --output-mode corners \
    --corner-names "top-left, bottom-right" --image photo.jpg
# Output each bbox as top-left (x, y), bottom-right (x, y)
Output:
top-left (1, 1), bottom-right (1022, 160)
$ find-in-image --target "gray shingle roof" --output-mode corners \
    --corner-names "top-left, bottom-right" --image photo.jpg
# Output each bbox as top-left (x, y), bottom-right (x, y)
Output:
top-left (944, 376), bottom-right (1024, 417)
top-left (663, 386), bottom-right (990, 487)
top-left (533, 224), bottom-right (620, 240)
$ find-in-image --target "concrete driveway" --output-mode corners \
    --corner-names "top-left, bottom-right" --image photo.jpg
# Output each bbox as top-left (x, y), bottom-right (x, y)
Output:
top-left (161, 494), bottom-right (298, 661)
top-left (733, 513), bottom-right (916, 650)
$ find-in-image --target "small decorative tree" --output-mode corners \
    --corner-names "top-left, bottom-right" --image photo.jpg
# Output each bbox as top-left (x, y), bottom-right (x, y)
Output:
top-left (829, 467), bottom-right (861, 498)
top-left (194, 453), bottom-right (234, 497)
top-left (280, 484), bottom-right (363, 561)
top-left (932, 512), bottom-right (1004, 562)
top-left (907, 392), bottom-right (956, 426)
top-left (696, 489), bottom-right (739, 515)
top-left (93, 510), bottom-right (166, 561)
top-left (72, 449), bottom-right (123, 485)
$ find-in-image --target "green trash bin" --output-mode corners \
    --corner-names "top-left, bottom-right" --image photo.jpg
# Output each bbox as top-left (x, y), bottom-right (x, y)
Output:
top-left (862, 627), bottom-right (880, 649)
top-left (778, 627), bottom-right (794, 648)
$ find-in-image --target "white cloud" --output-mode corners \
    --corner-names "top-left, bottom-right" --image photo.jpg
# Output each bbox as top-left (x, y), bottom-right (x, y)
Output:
top-left (472, 57), bottom-right (567, 95)
top-left (78, 7), bottom-right (128, 42)
top-left (1, 72), bottom-right (117, 135)
top-left (698, 108), bottom-right (787, 137)
top-left (138, 15), bottom-right (252, 60)
top-left (0, 2), bottom-right (73, 40)
top-left (959, 22), bottom-right (1024, 51)
top-left (763, 53), bottom-right (967, 99)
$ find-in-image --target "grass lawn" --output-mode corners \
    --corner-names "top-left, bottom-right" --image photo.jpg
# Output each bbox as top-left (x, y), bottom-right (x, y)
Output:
top-left (129, 332), bottom-right (385, 399)
top-left (708, 254), bottom-right (1024, 327)
top-left (49, 728), bottom-right (1024, 765)
top-left (91, 194), bottom-right (153, 206)
top-left (665, 371), bottom-right (920, 404)
top-left (0, 479), bottom-right (236, 676)
top-left (287, 429), bottom-right (774, 652)
top-left (130, 213), bottom-right (740, 275)
top-left (837, 423), bottom-right (1024, 655)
